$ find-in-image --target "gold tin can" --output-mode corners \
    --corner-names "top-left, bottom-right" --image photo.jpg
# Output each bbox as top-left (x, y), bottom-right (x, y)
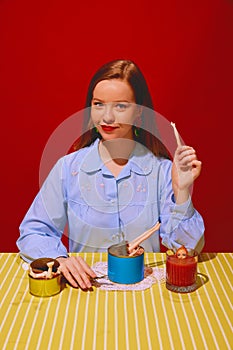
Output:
top-left (28, 258), bottom-right (62, 297)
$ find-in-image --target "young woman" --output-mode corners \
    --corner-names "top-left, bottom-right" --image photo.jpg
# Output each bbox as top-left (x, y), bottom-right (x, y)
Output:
top-left (17, 59), bottom-right (204, 289)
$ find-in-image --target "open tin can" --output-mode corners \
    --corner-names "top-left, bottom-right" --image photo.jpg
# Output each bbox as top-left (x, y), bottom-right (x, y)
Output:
top-left (108, 244), bottom-right (144, 284)
top-left (28, 258), bottom-right (62, 297)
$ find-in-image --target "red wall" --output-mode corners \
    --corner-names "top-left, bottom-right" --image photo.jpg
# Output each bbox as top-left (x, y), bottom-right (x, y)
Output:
top-left (1, 0), bottom-right (232, 252)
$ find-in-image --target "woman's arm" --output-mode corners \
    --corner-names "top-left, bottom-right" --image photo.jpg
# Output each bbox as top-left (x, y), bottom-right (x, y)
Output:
top-left (171, 145), bottom-right (202, 204)
top-left (17, 158), bottom-right (68, 262)
top-left (17, 156), bottom-right (97, 289)
top-left (158, 152), bottom-right (205, 254)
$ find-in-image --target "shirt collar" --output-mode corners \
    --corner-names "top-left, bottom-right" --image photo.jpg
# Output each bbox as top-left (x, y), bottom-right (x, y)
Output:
top-left (80, 139), bottom-right (153, 175)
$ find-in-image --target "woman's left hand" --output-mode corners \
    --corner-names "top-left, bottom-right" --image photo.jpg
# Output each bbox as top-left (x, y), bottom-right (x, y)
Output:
top-left (172, 145), bottom-right (202, 203)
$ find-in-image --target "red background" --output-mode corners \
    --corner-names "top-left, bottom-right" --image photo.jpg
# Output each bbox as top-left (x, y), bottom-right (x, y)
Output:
top-left (0, 0), bottom-right (232, 252)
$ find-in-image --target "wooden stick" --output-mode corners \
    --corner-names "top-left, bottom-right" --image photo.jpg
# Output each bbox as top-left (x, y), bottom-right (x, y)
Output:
top-left (128, 221), bottom-right (161, 254)
top-left (171, 122), bottom-right (182, 146)
top-left (47, 261), bottom-right (54, 279)
top-left (29, 267), bottom-right (48, 279)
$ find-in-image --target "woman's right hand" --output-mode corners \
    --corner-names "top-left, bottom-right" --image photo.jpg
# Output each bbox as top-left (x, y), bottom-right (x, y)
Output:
top-left (56, 256), bottom-right (97, 290)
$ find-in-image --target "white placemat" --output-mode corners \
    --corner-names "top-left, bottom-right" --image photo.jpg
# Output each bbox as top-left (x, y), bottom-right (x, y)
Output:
top-left (91, 262), bottom-right (166, 291)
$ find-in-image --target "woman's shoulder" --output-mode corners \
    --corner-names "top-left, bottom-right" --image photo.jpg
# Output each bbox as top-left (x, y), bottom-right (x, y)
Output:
top-left (139, 143), bottom-right (172, 167)
top-left (133, 143), bottom-right (172, 176)
top-left (151, 155), bottom-right (172, 176)
top-left (156, 156), bottom-right (172, 166)
top-left (60, 142), bottom-right (97, 167)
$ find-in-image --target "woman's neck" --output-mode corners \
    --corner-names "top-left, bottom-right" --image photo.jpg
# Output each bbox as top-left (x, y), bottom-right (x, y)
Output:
top-left (99, 139), bottom-right (135, 177)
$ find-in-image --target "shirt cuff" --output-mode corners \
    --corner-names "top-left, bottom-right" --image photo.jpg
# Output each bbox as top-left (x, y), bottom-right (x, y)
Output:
top-left (170, 194), bottom-right (195, 220)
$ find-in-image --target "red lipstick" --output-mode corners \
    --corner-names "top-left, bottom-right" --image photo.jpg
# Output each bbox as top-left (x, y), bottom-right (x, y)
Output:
top-left (101, 125), bottom-right (118, 132)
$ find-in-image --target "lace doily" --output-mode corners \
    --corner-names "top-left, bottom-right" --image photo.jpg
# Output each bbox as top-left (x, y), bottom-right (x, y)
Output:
top-left (91, 262), bottom-right (166, 291)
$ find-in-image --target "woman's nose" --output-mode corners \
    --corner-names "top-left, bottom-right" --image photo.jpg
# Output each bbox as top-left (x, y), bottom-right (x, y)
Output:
top-left (102, 104), bottom-right (115, 124)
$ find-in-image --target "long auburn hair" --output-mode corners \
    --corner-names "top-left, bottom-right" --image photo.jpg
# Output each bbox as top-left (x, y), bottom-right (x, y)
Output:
top-left (74, 59), bottom-right (170, 159)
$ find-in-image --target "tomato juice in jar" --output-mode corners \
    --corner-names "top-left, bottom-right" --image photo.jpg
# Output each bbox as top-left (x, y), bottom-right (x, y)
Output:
top-left (166, 249), bottom-right (198, 293)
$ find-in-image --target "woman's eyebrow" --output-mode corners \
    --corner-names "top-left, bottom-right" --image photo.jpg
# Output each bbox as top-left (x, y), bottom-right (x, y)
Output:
top-left (92, 98), bottom-right (131, 103)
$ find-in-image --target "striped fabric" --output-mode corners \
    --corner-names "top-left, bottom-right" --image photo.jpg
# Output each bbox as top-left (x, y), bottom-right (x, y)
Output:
top-left (0, 253), bottom-right (232, 350)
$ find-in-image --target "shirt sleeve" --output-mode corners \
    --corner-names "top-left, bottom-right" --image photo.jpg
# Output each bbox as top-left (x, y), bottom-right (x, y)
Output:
top-left (16, 158), bottom-right (68, 262)
top-left (158, 160), bottom-right (205, 253)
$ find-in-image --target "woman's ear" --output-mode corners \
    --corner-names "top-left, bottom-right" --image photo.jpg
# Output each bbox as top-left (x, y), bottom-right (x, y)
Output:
top-left (137, 105), bottom-right (143, 116)
top-left (87, 119), bottom-right (94, 130)
top-left (134, 105), bottom-right (143, 128)
top-left (134, 116), bottom-right (142, 128)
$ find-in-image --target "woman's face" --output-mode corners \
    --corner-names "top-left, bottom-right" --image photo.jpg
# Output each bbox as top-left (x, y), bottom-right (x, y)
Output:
top-left (91, 79), bottom-right (139, 141)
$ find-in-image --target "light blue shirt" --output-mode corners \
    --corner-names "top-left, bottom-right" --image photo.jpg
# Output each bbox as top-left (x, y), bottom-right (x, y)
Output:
top-left (17, 139), bottom-right (205, 262)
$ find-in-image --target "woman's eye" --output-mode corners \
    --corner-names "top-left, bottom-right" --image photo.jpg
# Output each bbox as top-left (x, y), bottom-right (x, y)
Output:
top-left (93, 102), bottom-right (104, 108)
top-left (115, 103), bottom-right (129, 111)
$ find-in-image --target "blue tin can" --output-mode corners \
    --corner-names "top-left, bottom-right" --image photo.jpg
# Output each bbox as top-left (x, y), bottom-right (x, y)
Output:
top-left (108, 245), bottom-right (144, 284)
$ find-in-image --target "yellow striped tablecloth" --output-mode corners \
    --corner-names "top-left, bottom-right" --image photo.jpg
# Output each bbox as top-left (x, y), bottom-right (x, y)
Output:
top-left (0, 253), bottom-right (232, 350)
